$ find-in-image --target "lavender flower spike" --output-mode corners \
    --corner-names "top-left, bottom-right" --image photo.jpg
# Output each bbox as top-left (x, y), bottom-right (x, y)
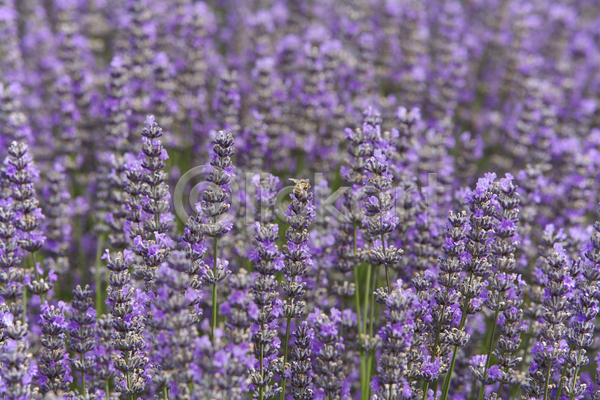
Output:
top-left (0, 315), bottom-right (35, 400)
top-left (474, 173), bottom-right (524, 399)
top-left (281, 178), bottom-right (315, 400)
top-left (249, 174), bottom-right (283, 400)
top-left (441, 173), bottom-right (496, 400)
top-left (104, 249), bottom-right (150, 397)
top-left (421, 210), bottom-right (468, 397)
top-left (310, 308), bottom-right (346, 400)
top-left (131, 115), bottom-right (174, 294)
top-left (372, 280), bottom-right (416, 400)
top-left (523, 243), bottom-right (570, 400)
top-left (4, 141), bottom-right (49, 322)
top-left (0, 188), bottom-right (24, 319)
top-left (199, 130), bottom-right (236, 340)
top-left (69, 285), bottom-right (97, 397)
top-left (37, 300), bottom-right (73, 395)
top-left (364, 148), bottom-right (402, 293)
top-left (289, 321), bottom-right (314, 400)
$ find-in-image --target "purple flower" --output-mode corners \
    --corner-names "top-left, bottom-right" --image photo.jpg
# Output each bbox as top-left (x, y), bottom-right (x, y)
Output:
top-left (289, 321), bottom-right (314, 399)
top-left (146, 255), bottom-right (201, 395)
top-left (524, 242), bottom-right (571, 399)
top-left (0, 316), bottom-right (35, 399)
top-left (310, 308), bottom-right (345, 399)
top-left (105, 250), bottom-right (149, 396)
top-left (280, 179), bottom-right (315, 396)
top-left (36, 300), bottom-right (72, 394)
top-left (4, 142), bottom-right (51, 310)
top-left (248, 175), bottom-right (283, 398)
top-left (373, 284), bottom-right (415, 398)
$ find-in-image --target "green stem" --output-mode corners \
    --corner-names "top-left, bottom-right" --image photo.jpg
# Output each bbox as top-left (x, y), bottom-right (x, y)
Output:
top-left (353, 280), bottom-right (364, 349)
top-left (31, 253), bottom-right (40, 281)
top-left (353, 229), bottom-right (366, 400)
top-left (369, 266), bottom-right (379, 337)
top-left (554, 345), bottom-right (574, 400)
top-left (359, 343), bottom-right (366, 400)
top-left (422, 304), bottom-right (448, 400)
top-left (477, 310), bottom-right (500, 400)
top-left (569, 349), bottom-right (583, 400)
top-left (366, 349), bottom-right (374, 399)
top-left (422, 382), bottom-right (430, 400)
top-left (441, 344), bottom-right (460, 400)
top-left (441, 290), bottom-right (472, 400)
top-left (381, 234), bottom-right (390, 293)
top-left (211, 237), bottom-right (218, 341)
top-left (363, 264), bottom-right (372, 335)
top-left (125, 352), bottom-right (131, 397)
top-left (81, 353), bottom-right (87, 399)
top-left (95, 233), bottom-right (105, 316)
top-left (163, 385), bottom-right (169, 400)
top-left (543, 364), bottom-right (552, 400)
top-left (105, 380), bottom-right (110, 400)
top-left (280, 317), bottom-right (292, 400)
top-left (512, 321), bottom-right (535, 400)
top-left (22, 287), bottom-right (27, 324)
top-left (364, 265), bottom-right (380, 400)
top-left (259, 295), bottom-right (266, 400)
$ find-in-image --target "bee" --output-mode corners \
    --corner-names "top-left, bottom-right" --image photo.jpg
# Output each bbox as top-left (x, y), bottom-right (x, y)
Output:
top-left (290, 179), bottom-right (311, 197)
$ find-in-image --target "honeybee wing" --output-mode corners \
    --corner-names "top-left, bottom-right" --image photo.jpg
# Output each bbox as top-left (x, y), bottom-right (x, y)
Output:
top-left (289, 179), bottom-right (311, 197)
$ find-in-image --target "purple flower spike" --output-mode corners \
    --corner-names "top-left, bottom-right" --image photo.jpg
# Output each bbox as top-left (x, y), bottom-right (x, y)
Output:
top-left (42, 162), bottom-right (72, 275)
top-left (125, 117), bottom-right (174, 293)
top-left (471, 175), bottom-right (525, 395)
top-left (0, 313), bottom-right (34, 400)
top-left (37, 300), bottom-right (72, 394)
top-left (197, 131), bottom-right (236, 241)
top-left (281, 178), bottom-right (315, 398)
top-left (523, 242), bottom-right (571, 399)
top-left (249, 174), bottom-right (283, 399)
top-left (105, 250), bottom-right (150, 396)
top-left (372, 282), bottom-right (416, 400)
top-left (289, 321), bottom-right (314, 400)
top-left (310, 307), bottom-right (345, 399)
top-left (147, 256), bottom-right (201, 397)
top-left (4, 142), bottom-right (50, 306)
top-left (68, 284), bottom-right (97, 397)
top-left (362, 111), bottom-right (403, 291)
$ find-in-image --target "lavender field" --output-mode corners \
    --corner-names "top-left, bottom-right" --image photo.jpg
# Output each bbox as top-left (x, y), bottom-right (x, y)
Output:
top-left (1, 0), bottom-right (600, 399)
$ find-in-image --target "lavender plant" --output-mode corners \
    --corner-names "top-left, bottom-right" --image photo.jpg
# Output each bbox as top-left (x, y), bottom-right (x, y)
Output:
top-left (1, 2), bottom-right (600, 400)
top-left (37, 301), bottom-right (72, 395)
top-left (248, 174), bottom-right (283, 400)
top-left (280, 178), bottom-right (315, 400)
top-left (68, 285), bottom-right (97, 398)
top-left (199, 130), bottom-right (236, 340)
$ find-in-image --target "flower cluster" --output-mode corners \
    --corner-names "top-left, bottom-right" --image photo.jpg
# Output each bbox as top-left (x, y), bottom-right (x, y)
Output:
top-left (104, 249), bottom-right (150, 397)
top-left (68, 285), bottom-right (97, 396)
top-left (248, 174), bottom-right (283, 399)
top-left (2, 1), bottom-right (600, 400)
top-left (37, 301), bottom-right (72, 395)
